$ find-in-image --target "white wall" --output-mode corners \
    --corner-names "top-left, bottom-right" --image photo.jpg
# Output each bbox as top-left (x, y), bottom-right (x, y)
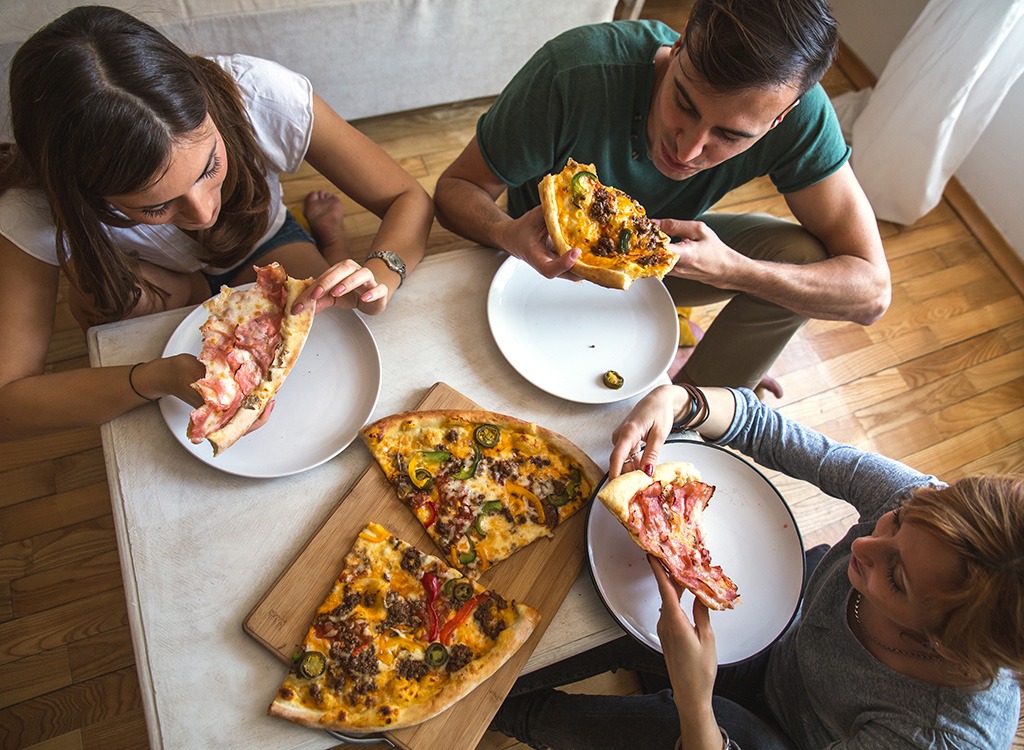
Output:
top-left (832, 0), bottom-right (1024, 261)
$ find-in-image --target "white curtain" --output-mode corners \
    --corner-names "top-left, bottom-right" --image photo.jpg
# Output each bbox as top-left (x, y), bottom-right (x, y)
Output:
top-left (831, 0), bottom-right (1024, 226)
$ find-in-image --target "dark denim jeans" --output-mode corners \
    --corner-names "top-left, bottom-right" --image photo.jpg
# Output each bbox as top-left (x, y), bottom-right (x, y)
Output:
top-left (490, 544), bottom-right (831, 750)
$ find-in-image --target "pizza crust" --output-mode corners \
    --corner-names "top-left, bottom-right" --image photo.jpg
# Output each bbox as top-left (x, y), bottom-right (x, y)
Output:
top-left (598, 462), bottom-right (703, 526)
top-left (205, 275), bottom-right (314, 455)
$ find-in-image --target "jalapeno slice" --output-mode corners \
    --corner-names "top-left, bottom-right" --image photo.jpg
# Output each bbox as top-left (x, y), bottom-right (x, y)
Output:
top-left (617, 228), bottom-right (632, 254)
top-left (424, 642), bottom-right (449, 668)
top-left (298, 650), bottom-right (327, 678)
top-left (550, 467), bottom-right (582, 507)
top-left (452, 444), bottom-right (481, 480)
top-left (452, 581), bottom-right (475, 603)
top-left (571, 170), bottom-right (598, 208)
top-left (603, 370), bottom-right (624, 389)
top-left (474, 424), bottom-right (501, 448)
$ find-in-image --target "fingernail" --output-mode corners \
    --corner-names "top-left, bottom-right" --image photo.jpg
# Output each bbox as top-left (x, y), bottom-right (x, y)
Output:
top-left (311, 286), bottom-right (324, 299)
top-left (643, 464), bottom-right (654, 476)
top-left (332, 285), bottom-right (347, 297)
top-left (292, 303), bottom-right (303, 314)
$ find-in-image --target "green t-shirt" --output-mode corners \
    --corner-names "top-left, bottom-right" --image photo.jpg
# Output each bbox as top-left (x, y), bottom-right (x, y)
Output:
top-left (477, 20), bottom-right (850, 220)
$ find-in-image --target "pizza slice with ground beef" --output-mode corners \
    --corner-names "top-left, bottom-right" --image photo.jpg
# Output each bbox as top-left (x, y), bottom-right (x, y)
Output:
top-left (268, 522), bottom-right (539, 733)
top-left (360, 410), bottom-right (602, 577)
top-left (539, 158), bottom-right (677, 290)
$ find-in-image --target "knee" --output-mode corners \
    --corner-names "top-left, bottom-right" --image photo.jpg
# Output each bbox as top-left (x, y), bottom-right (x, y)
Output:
top-left (759, 223), bottom-right (829, 266)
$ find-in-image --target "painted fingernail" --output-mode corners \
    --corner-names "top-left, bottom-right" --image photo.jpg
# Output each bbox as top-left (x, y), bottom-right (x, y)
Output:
top-left (643, 463), bottom-right (654, 476)
top-left (332, 285), bottom-right (347, 297)
top-left (311, 286), bottom-right (324, 299)
top-left (292, 303), bottom-right (303, 314)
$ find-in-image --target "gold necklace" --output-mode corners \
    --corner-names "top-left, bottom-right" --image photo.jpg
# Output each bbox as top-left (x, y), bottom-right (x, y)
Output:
top-left (853, 592), bottom-right (945, 662)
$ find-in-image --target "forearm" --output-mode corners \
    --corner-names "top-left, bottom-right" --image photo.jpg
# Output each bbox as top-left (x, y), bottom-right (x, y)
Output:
top-left (676, 704), bottom-right (729, 750)
top-left (0, 357), bottom-right (198, 440)
top-left (434, 175), bottom-right (515, 252)
top-left (366, 187), bottom-right (432, 271)
top-left (1, 366), bottom-right (152, 439)
top-left (719, 252), bottom-right (890, 324)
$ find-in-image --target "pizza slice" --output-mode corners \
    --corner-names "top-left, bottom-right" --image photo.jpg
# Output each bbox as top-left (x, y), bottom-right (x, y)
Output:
top-left (597, 461), bottom-right (739, 610)
top-left (361, 410), bottom-right (602, 577)
top-left (538, 158), bottom-right (677, 290)
top-left (268, 522), bottom-right (539, 733)
top-left (187, 262), bottom-right (314, 455)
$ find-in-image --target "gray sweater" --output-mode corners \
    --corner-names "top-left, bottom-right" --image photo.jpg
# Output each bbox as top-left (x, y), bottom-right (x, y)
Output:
top-left (715, 389), bottom-right (1020, 749)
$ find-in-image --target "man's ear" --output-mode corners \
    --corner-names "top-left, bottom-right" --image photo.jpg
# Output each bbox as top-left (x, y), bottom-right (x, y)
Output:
top-left (770, 98), bottom-right (801, 129)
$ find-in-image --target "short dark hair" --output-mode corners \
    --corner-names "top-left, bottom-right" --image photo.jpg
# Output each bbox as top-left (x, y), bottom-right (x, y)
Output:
top-left (683, 0), bottom-right (839, 95)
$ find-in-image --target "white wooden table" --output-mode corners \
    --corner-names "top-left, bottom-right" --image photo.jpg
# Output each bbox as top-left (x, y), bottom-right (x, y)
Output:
top-left (88, 247), bottom-right (659, 750)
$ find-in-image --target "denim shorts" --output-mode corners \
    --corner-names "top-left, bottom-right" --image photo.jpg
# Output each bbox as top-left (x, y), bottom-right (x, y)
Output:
top-left (204, 211), bottom-right (315, 293)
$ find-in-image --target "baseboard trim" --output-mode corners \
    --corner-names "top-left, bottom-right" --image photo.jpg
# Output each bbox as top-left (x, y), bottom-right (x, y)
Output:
top-left (835, 42), bottom-right (1024, 297)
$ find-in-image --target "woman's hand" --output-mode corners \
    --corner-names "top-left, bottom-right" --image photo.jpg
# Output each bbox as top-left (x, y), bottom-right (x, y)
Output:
top-left (651, 556), bottom-right (723, 749)
top-left (292, 260), bottom-right (388, 316)
top-left (151, 354), bottom-right (273, 433)
top-left (608, 385), bottom-right (687, 479)
top-left (651, 555), bottom-right (718, 701)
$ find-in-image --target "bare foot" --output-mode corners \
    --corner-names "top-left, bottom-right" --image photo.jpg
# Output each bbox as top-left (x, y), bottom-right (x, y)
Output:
top-left (303, 190), bottom-right (348, 260)
top-left (666, 319), bottom-right (705, 380)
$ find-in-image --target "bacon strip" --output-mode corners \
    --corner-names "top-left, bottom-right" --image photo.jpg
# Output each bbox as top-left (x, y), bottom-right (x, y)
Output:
top-left (188, 265), bottom-right (287, 443)
top-left (626, 480), bottom-right (739, 610)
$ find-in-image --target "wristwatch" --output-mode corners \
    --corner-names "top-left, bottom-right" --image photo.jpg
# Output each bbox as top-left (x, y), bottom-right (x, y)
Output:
top-left (365, 250), bottom-right (406, 288)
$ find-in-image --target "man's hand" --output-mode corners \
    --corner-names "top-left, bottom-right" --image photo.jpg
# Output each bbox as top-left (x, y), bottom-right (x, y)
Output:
top-left (657, 218), bottom-right (740, 287)
top-left (497, 206), bottom-right (582, 280)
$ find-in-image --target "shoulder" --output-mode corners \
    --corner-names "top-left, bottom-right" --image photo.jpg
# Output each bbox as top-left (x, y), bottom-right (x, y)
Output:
top-left (540, 20), bottom-right (678, 71)
top-left (0, 189), bottom-right (60, 265)
top-left (208, 54), bottom-right (314, 171)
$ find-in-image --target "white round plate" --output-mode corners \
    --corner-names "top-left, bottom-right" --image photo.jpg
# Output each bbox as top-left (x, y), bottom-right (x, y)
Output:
top-left (486, 257), bottom-right (678, 404)
top-left (160, 298), bottom-right (381, 478)
top-left (586, 439), bottom-right (804, 665)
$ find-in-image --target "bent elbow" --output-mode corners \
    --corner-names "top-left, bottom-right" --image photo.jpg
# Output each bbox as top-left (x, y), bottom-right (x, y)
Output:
top-left (854, 280), bottom-right (891, 326)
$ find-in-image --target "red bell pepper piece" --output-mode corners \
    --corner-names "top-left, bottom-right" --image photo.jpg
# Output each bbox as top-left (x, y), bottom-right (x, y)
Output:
top-left (440, 593), bottom-right (488, 646)
top-left (422, 572), bottom-right (442, 641)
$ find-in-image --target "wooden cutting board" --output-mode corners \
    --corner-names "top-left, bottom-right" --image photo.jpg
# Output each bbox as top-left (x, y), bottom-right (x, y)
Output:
top-left (245, 382), bottom-right (594, 750)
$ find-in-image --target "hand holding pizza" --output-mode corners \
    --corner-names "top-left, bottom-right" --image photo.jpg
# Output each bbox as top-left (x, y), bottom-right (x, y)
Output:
top-left (498, 205), bottom-right (582, 281)
top-left (609, 384), bottom-right (685, 478)
top-left (656, 217), bottom-right (739, 287)
top-left (292, 259), bottom-right (388, 316)
top-left (650, 555), bottom-right (722, 750)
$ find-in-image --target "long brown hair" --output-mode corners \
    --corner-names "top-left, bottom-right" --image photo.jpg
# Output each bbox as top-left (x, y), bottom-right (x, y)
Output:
top-left (0, 5), bottom-right (270, 323)
top-left (901, 475), bottom-right (1024, 686)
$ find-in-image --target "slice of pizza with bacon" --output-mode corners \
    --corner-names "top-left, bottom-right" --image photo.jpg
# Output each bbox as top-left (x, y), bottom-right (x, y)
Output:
top-left (597, 461), bottom-right (739, 610)
top-left (187, 262), bottom-right (314, 455)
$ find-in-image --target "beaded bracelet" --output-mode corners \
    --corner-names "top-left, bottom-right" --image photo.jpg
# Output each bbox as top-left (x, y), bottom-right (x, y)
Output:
top-left (128, 362), bottom-right (156, 402)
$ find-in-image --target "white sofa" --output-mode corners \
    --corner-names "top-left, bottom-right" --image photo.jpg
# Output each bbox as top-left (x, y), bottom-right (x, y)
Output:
top-left (2, 0), bottom-right (621, 139)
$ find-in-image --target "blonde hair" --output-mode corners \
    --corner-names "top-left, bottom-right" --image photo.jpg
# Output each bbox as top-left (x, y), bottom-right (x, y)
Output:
top-left (901, 475), bottom-right (1024, 685)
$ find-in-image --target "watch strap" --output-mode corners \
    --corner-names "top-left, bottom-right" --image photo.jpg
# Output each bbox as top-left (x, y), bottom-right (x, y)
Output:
top-left (365, 250), bottom-right (406, 288)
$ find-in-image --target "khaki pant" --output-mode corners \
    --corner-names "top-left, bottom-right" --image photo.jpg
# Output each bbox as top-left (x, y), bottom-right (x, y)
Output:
top-left (664, 212), bottom-right (828, 389)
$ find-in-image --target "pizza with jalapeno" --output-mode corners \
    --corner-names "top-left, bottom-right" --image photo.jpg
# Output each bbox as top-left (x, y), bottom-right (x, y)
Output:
top-left (268, 522), bottom-right (539, 733)
top-left (360, 410), bottom-right (602, 577)
top-left (598, 461), bottom-right (740, 611)
top-left (539, 158), bottom-right (677, 290)
top-left (187, 262), bottom-right (314, 455)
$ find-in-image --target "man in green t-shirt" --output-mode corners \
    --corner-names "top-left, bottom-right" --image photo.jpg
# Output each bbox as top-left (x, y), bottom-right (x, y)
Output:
top-left (434, 0), bottom-right (890, 396)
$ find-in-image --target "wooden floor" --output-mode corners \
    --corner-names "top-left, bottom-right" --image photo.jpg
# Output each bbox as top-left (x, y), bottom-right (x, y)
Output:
top-left (2, 2), bottom-right (1023, 748)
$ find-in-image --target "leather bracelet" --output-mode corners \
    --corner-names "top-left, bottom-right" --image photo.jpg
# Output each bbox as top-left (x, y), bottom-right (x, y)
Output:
top-left (670, 391), bottom-right (699, 433)
top-left (128, 362), bottom-right (156, 402)
top-left (682, 383), bottom-right (710, 431)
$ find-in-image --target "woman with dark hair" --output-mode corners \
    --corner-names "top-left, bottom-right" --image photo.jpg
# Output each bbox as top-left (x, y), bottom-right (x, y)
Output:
top-left (0, 5), bottom-right (432, 439)
top-left (492, 384), bottom-right (1023, 749)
